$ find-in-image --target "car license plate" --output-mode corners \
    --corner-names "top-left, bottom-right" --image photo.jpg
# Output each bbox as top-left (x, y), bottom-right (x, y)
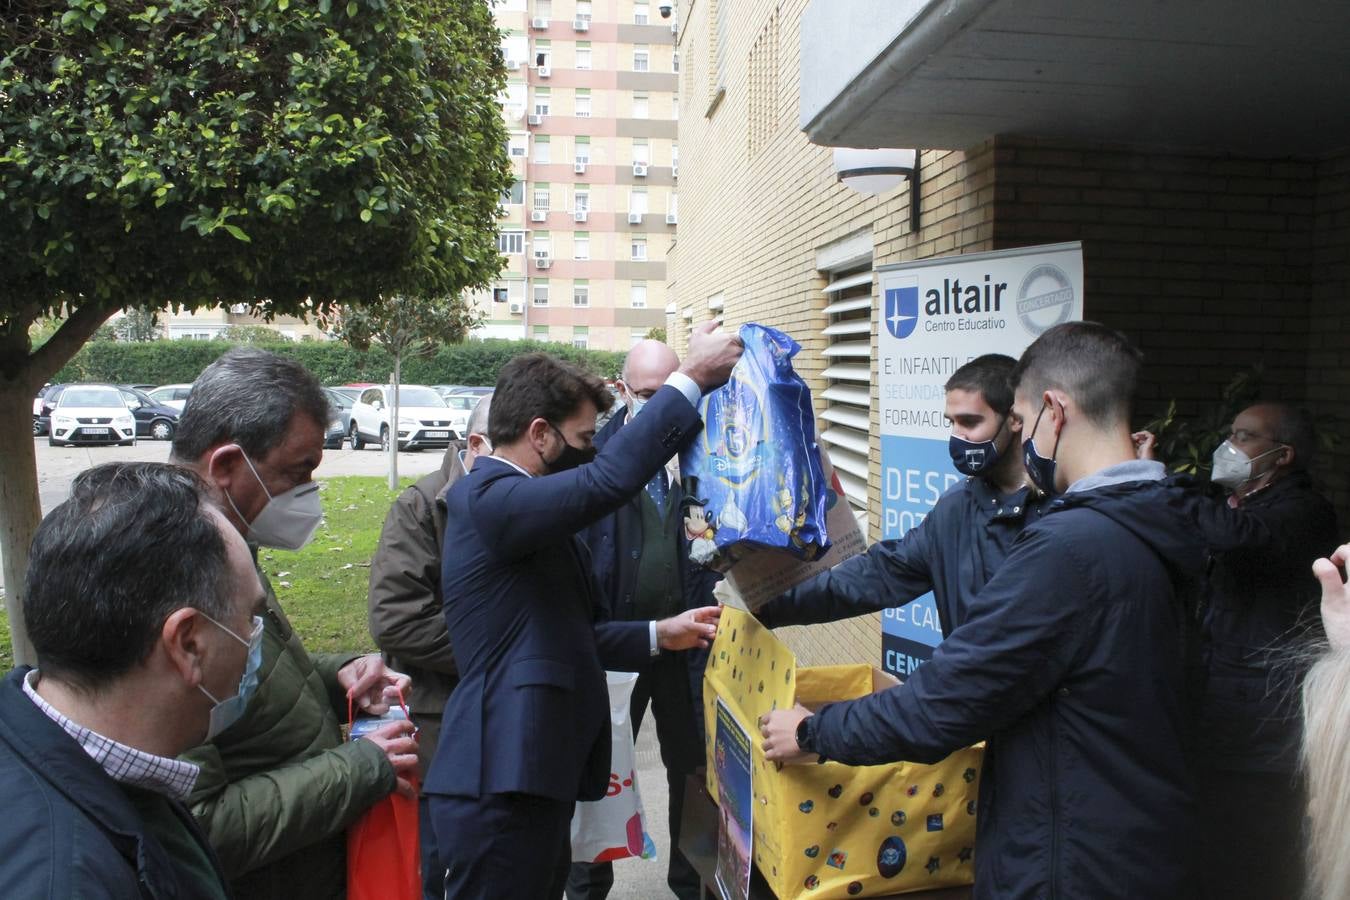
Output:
top-left (83, 427), bottom-right (109, 435)
top-left (425, 431), bottom-right (449, 439)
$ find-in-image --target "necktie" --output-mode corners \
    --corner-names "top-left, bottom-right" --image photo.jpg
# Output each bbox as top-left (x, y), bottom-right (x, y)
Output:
top-left (646, 467), bottom-right (669, 510)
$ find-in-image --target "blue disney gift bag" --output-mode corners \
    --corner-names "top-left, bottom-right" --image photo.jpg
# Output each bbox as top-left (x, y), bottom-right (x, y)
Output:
top-left (679, 323), bottom-right (830, 571)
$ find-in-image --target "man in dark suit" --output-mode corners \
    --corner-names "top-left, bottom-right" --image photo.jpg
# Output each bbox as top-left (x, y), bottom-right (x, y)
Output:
top-left (567, 340), bottom-right (721, 900)
top-left (425, 322), bottom-right (742, 899)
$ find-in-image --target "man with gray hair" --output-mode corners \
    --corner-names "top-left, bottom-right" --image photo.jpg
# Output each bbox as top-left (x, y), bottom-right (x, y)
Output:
top-left (171, 347), bottom-right (418, 900)
top-left (369, 393), bottom-right (492, 900)
top-left (0, 462), bottom-right (257, 898)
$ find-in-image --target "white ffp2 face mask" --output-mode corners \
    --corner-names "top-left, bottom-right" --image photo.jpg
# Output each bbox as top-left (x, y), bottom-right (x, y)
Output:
top-left (1210, 440), bottom-right (1284, 491)
top-left (227, 452), bottom-right (324, 550)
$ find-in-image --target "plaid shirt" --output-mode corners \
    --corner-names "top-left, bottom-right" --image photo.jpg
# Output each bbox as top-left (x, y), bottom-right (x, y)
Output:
top-left (23, 670), bottom-right (200, 801)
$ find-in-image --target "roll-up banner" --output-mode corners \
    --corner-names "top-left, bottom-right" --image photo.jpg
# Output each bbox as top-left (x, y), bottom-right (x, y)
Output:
top-left (877, 242), bottom-right (1084, 679)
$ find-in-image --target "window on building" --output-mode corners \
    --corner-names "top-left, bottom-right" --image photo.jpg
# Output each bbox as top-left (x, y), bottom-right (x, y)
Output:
top-left (576, 43), bottom-right (592, 70)
top-left (532, 233), bottom-right (551, 257)
top-left (819, 263), bottom-right (875, 527)
top-left (629, 188), bottom-right (648, 215)
top-left (509, 134), bottom-right (528, 157)
top-left (534, 40), bottom-right (551, 68)
top-left (672, 93), bottom-right (679, 117)
top-left (633, 45), bottom-right (650, 71)
top-left (502, 180), bottom-right (525, 205)
top-left (631, 238), bottom-right (647, 261)
top-left (573, 233), bottom-right (590, 260)
top-left (493, 287), bottom-right (509, 303)
top-left (572, 326), bottom-right (589, 349)
top-left (672, 52), bottom-right (680, 73)
top-left (575, 93), bottom-right (592, 118)
top-left (574, 188), bottom-right (590, 212)
top-left (630, 328), bottom-right (648, 346)
top-left (533, 185), bottom-right (551, 211)
top-left (533, 136), bottom-right (551, 164)
top-left (533, 282), bottom-right (550, 306)
top-left (575, 0), bottom-right (592, 17)
top-left (633, 1), bottom-right (648, 25)
top-left (574, 138), bottom-right (591, 164)
top-left (630, 281), bottom-right (647, 308)
top-left (632, 92), bottom-right (649, 119)
top-left (632, 140), bottom-right (650, 164)
top-left (503, 34), bottom-right (528, 66)
top-left (573, 282), bottom-right (590, 307)
top-left (496, 230), bottom-right (525, 254)
top-left (533, 89), bottom-right (551, 116)
top-left (533, 325), bottom-right (549, 340)
top-left (667, 193), bottom-right (678, 219)
top-left (536, 0), bottom-right (552, 17)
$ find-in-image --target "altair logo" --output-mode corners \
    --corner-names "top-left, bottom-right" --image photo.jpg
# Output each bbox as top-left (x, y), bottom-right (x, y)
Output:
top-left (884, 285), bottom-right (919, 340)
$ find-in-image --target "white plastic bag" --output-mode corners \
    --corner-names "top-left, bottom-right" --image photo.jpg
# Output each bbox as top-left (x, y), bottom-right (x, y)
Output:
top-left (570, 671), bottom-right (658, 863)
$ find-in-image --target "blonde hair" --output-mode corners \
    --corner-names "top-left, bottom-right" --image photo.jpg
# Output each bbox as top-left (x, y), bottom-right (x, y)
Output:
top-left (1302, 646), bottom-right (1350, 899)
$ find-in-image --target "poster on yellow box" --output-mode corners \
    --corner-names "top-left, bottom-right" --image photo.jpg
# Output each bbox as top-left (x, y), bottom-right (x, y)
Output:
top-left (705, 607), bottom-right (979, 899)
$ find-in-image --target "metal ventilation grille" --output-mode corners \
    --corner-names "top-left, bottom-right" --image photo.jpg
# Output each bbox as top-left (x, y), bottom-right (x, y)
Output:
top-left (819, 268), bottom-right (874, 530)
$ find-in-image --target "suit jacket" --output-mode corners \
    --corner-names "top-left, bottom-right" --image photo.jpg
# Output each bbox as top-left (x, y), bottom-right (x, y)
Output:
top-left (424, 385), bottom-right (702, 803)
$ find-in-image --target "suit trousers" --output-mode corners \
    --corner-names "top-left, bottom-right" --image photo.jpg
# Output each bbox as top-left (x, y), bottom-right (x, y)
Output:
top-left (565, 653), bottom-right (704, 900)
top-left (431, 791), bottom-right (573, 900)
top-left (415, 714), bottom-right (446, 900)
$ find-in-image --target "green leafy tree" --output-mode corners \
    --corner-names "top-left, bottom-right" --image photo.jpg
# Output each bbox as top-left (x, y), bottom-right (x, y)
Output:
top-left (218, 325), bottom-right (290, 344)
top-left (645, 326), bottom-right (667, 343)
top-left (113, 308), bottom-right (162, 342)
top-left (336, 295), bottom-right (479, 488)
top-left (0, 0), bottom-right (511, 664)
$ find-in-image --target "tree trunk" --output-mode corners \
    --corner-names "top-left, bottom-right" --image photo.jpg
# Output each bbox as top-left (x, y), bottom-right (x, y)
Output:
top-left (388, 352), bottom-right (401, 491)
top-left (0, 386), bottom-right (42, 667)
top-left (0, 303), bottom-right (119, 665)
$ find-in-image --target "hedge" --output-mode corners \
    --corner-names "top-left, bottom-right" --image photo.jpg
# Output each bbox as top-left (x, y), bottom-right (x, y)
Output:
top-left (53, 339), bottom-right (628, 388)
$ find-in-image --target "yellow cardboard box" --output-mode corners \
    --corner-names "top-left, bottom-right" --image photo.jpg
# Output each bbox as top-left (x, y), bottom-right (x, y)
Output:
top-left (704, 606), bottom-right (980, 898)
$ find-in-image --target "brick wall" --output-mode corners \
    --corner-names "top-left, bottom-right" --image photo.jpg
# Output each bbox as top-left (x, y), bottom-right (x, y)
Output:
top-left (993, 137), bottom-right (1318, 420)
top-left (1306, 151), bottom-right (1350, 520)
top-left (993, 137), bottom-right (1350, 528)
top-left (672, 0), bottom-right (995, 667)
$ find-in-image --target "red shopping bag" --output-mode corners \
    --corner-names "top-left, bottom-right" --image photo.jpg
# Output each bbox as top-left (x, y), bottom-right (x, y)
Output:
top-left (347, 691), bottom-right (422, 900)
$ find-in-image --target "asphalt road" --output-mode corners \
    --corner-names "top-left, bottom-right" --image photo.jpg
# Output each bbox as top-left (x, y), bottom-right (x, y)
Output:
top-left (11, 437), bottom-right (679, 898)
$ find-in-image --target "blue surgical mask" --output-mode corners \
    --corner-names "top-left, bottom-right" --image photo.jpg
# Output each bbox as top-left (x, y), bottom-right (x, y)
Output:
top-left (1022, 403), bottom-right (1061, 496)
top-left (198, 614), bottom-right (264, 740)
top-left (948, 417), bottom-right (1006, 476)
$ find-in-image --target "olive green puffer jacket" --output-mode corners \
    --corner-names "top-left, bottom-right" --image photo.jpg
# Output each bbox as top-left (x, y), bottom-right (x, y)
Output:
top-left (181, 572), bottom-right (395, 900)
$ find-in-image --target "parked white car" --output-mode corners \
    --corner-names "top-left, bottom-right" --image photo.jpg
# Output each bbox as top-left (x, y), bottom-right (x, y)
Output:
top-left (147, 383), bottom-right (193, 412)
top-left (49, 385), bottom-right (137, 447)
top-left (349, 385), bottom-right (458, 452)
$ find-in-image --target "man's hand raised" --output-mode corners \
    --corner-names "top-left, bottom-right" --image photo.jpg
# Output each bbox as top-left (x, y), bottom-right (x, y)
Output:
top-left (678, 320), bottom-right (743, 393)
top-left (1314, 544), bottom-right (1350, 651)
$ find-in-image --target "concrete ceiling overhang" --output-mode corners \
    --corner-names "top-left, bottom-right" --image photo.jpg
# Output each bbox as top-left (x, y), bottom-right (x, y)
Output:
top-left (800, 0), bottom-right (1350, 156)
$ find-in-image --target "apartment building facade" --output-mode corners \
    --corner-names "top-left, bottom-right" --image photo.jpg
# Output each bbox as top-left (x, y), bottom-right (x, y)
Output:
top-left (470, 0), bottom-right (678, 351)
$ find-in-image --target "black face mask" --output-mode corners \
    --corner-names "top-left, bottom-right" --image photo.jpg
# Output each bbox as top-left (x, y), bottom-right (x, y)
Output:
top-left (545, 423), bottom-right (597, 473)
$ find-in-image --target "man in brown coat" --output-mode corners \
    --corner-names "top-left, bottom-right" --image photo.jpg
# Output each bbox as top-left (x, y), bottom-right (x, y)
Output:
top-left (368, 394), bottom-right (491, 899)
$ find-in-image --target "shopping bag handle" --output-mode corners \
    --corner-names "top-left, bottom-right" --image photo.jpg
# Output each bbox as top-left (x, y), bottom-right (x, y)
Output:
top-left (347, 687), bottom-right (415, 736)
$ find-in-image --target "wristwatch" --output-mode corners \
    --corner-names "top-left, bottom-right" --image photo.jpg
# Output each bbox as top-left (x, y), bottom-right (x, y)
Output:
top-left (795, 715), bottom-right (816, 753)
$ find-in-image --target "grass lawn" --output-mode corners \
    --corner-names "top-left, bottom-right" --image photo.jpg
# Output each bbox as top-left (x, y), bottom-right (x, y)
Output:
top-left (0, 475), bottom-right (415, 669)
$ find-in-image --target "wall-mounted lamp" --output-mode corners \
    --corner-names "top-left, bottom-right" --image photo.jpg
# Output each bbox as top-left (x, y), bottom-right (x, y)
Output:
top-left (833, 147), bottom-right (921, 231)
